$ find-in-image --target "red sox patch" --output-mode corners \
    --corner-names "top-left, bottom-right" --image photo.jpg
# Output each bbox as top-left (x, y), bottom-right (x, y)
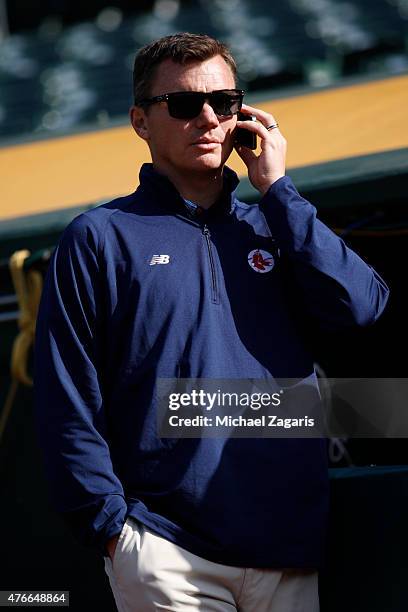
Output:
top-left (248, 249), bottom-right (275, 273)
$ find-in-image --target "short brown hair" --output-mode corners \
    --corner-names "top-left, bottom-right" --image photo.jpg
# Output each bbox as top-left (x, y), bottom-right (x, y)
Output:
top-left (133, 32), bottom-right (237, 104)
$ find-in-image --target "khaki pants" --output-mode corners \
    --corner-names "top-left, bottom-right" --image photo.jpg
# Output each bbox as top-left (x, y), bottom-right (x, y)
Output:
top-left (104, 518), bottom-right (319, 612)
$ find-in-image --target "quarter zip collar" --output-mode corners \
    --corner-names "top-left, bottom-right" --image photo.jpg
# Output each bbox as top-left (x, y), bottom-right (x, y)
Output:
top-left (136, 163), bottom-right (240, 221)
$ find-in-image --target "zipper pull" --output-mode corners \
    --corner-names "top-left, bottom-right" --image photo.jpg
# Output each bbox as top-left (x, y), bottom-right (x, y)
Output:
top-left (203, 224), bottom-right (210, 237)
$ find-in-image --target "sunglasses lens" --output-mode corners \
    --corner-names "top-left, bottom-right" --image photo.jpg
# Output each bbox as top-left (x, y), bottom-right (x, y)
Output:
top-left (211, 92), bottom-right (242, 116)
top-left (168, 93), bottom-right (204, 119)
top-left (166, 90), bottom-right (243, 119)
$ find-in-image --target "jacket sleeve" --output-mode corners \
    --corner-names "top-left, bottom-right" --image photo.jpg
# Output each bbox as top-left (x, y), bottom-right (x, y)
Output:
top-left (34, 213), bottom-right (127, 552)
top-left (259, 176), bottom-right (390, 330)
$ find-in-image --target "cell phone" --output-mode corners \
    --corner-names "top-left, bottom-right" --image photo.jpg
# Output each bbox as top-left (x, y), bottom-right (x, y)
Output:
top-left (235, 113), bottom-right (257, 150)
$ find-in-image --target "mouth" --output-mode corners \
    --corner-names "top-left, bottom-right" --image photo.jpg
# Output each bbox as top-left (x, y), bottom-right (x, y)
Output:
top-left (191, 140), bottom-right (221, 150)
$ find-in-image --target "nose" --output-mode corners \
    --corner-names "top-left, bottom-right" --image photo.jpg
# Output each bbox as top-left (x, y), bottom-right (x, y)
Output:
top-left (196, 100), bottom-right (219, 129)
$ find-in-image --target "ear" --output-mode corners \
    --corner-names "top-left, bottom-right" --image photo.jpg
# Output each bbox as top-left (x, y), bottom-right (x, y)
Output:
top-left (130, 105), bottom-right (149, 141)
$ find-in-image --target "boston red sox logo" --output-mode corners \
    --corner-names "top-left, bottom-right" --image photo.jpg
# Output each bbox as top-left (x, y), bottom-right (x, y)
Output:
top-left (248, 249), bottom-right (275, 273)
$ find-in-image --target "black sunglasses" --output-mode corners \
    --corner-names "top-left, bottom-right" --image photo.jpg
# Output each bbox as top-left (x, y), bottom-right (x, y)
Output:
top-left (136, 89), bottom-right (244, 119)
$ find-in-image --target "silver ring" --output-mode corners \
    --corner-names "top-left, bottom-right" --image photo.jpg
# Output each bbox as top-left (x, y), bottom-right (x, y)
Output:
top-left (266, 123), bottom-right (279, 130)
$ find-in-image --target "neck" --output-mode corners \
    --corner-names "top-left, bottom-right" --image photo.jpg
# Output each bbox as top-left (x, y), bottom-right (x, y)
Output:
top-left (153, 163), bottom-right (224, 209)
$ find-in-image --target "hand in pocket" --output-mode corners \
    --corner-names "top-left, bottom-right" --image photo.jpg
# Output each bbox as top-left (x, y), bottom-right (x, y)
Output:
top-left (106, 533), bottom-right (120, 562)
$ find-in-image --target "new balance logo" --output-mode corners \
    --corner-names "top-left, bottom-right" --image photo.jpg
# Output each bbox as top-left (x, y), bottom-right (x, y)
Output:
top-left (149, 254), bottom-right (170, 265)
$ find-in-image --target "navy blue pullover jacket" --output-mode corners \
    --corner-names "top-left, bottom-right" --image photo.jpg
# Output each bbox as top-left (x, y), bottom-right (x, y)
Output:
top-left (34, 163), bottom-right (389, 568)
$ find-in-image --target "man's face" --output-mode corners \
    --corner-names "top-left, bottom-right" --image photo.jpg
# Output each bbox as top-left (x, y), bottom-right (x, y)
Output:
top-left (132, 55), bottom-right (238, 176)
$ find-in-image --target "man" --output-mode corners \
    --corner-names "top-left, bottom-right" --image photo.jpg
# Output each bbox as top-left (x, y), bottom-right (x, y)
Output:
top-left (34, 32), bottom-right (389, 611)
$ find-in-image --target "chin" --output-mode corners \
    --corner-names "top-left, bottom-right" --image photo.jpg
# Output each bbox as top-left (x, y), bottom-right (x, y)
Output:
top-left (189, 152), bottom-right (224, 172)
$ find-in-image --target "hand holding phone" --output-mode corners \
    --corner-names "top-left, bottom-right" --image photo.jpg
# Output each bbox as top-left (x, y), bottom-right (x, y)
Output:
top-left (234, 103), bottom-right (286, 195)
top-left (234, 113), bottom-right (257, 150)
